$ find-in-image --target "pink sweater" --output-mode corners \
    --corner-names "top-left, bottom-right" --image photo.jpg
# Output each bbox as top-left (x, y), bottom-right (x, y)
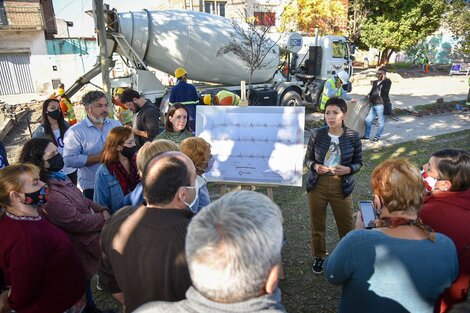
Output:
top-left (41, 177), bottom-right (107, 279)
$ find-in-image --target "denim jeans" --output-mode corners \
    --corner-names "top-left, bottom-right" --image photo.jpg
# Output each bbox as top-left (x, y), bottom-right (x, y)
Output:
top-left (364, 104), bottom-right (385, 139)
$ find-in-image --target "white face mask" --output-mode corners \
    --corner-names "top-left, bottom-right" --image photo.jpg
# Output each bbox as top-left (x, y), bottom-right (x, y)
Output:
top-left (183, 178), bottom-right (200, 210)
top-left (421, 170), bottom-right (437, 192)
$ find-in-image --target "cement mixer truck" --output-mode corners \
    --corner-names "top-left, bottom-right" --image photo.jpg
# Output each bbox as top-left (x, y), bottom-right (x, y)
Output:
top-left (67, 8), bottom-right (353, 111)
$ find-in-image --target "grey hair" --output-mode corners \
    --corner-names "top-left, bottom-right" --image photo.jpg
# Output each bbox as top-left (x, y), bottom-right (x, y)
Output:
top-left (186, 190), bottom-right (283, 303)
top-left (81, 90), bottom-right (106, 106)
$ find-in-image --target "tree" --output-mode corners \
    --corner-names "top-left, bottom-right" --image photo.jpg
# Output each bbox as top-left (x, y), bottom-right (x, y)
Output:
top-left (443, 0), bottom-right (470, 55)
top-left (351, 0), bottom-right (446, 65)
top-left (216, 2), bottom-right (296, 103)
top-left (280, 0), bottom-right (347, 35)
top-left (217, 15), bottom-right (279, 102)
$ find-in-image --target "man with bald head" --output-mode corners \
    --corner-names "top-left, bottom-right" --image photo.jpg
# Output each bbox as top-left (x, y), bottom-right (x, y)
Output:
top-left (98, 151), bottom-right (197, 313)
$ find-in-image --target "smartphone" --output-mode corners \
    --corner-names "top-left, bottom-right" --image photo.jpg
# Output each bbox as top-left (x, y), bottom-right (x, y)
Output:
top-left (358, 200), bottom-right (377, 229)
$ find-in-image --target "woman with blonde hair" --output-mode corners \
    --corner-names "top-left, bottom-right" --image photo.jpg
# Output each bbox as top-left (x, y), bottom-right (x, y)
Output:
top-left (119, 139), bottom-right (179, 207)
top-left (0, 164), bottom-right (86, 313)
top-left (94, 126), bottom-right (140, 213)
top-left (180, 137), bottom-right (213, 213)
top-left (324, 158), bottom-right (458, 313)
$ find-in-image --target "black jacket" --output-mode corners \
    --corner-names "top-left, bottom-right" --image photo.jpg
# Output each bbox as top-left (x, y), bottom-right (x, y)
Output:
top-left (133, 101), bottom-right (160, 148)
top-left (368, 78), bottom-right (392, 105)
top-left (305, 126), bottom-right (362, 197)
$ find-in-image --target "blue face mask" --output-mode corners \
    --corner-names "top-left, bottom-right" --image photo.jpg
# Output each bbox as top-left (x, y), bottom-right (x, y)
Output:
top-left (205, 156), bottom-right (215, 173)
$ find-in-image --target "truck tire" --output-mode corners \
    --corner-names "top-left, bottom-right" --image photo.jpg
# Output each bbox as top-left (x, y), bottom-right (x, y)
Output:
top-left (280, 90), bottom-right (302, 106)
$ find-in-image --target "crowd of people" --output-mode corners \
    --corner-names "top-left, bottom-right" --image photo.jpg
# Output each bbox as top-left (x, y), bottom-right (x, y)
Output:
top-left (0, 68), bottom-right (468, 313)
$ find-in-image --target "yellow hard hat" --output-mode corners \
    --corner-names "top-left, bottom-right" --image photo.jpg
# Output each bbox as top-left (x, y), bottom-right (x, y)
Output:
top-left (57, 88), bottom-right (65, 96)
top-left (116, 87), bottom-right (125, 95)
top-left (175, 67), bottom-right (187, 79)
top-left (203, 94), bottom-right (212, 105)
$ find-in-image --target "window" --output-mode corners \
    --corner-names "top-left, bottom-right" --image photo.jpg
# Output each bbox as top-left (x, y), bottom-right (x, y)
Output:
top-left (332, 41), bottom-right (348, 59)
top-left (204, 1), bottom-right (215, 14)
top-left (217, 2), bottom-right (226, 17)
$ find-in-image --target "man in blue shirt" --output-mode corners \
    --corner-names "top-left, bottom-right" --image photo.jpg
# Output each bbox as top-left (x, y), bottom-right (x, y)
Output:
top-left (169, 67), bottom-right (199, 131)
top-left (63, 90), bottom-right (121, 199)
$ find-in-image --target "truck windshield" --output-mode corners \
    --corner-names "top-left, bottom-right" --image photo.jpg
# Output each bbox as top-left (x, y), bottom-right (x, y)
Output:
top-left (332, 41), bottom-right (348, 59)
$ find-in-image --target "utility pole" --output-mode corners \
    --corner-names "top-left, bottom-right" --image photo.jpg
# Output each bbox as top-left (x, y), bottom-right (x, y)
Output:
top-left (93, 0), bottom-right (113, 118)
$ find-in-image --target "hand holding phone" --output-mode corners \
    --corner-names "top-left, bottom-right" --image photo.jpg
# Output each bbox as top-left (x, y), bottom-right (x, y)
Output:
top-left (358, 200), bottom-right (377, 229)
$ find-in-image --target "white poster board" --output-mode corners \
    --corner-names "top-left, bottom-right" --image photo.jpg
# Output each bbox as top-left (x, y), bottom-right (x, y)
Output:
top-left (196, 106), bottom-right (305, 186)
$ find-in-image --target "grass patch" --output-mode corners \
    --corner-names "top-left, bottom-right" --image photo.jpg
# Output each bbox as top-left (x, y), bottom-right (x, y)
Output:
top-left (93, 129), bottom-right (470, 312)
top-left (276, 129), bottom-right (470, 313)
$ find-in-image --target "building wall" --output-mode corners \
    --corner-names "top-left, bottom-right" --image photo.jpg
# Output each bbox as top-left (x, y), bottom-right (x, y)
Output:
top-left (0, 30), bottom-right (52, 93)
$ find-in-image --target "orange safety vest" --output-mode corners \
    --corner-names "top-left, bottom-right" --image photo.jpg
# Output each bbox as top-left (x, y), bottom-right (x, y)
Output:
top-left (59, 97), bottom-right (77, 125)
top-left (112, 98), bottom-right (133, 125)
top-left (216, 90), bottom-right (240, 106)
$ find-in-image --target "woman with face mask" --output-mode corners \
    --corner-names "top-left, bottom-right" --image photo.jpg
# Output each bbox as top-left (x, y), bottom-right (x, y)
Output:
top-left (94, 127), bottom-right (141, 213)
top-left (420, 149), bottom-right (470, 313)
top-left (180, 137), bottom-right (213, 214)
top-left (32, 99), bottom-right (78, 185)
top-left (0, 163), bottom-right (86, 313)
top-left (18, 138), bottom-right (110, 313)
top-left (119, 139), bottom-right (180, 208)
top-left (154, 103), bottom-right (193, 145)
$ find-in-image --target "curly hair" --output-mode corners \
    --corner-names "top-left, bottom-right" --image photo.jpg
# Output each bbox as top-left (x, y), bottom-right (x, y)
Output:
top-left (18, 138), bottom-right (52, 183)
top-left (371, 158), bottom-right (425, 214)
top-left (81, 90), bottom-right (106, 107)
top-left (180, 137), bottom-right (211, 175)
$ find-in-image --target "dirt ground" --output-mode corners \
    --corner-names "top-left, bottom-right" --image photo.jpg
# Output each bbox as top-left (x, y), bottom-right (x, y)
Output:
top-left (1, 69), bottom-right (468, 312)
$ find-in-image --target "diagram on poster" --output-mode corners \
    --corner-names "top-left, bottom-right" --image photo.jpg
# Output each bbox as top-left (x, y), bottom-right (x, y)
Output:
top-left (196, 106), bottom-right (305, 186)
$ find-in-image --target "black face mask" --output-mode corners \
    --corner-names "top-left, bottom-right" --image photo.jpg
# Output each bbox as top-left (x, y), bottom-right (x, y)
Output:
top-left (47, 153), bottom-right (64, 172)
top-left (121, 146), bottom-right (137, 159)
top-left (47, 109), bottom-right (62, 120)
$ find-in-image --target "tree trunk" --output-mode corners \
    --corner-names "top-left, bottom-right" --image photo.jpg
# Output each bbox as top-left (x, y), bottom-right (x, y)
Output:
top-left (379, 48), bottom-right (394, 66)
top-left (247, 66), bottom-right (253, 105)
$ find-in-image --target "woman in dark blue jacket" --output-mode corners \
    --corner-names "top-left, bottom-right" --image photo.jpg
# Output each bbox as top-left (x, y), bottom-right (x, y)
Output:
top-left (304, 97), bottom-right (362, 275)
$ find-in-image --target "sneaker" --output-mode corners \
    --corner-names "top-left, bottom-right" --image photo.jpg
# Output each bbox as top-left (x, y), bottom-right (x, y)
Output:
top-left (372, 137), bottom-right (380, 142)
top-left (360, 135), bottom-right (369, 140)
top-left (312, 257), bottom-right (325, 274)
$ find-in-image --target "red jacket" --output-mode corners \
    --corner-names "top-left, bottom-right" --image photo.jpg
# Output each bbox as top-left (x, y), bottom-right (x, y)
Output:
top-left (420, 190), bottom-right (470, 313)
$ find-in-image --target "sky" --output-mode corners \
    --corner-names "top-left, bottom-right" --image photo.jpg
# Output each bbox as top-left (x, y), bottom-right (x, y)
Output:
top-left (52, 0), bottom-right (160, 37)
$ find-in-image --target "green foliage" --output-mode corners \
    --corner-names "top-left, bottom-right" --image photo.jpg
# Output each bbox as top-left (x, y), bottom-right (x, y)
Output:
top-left (443, 0), bottom-right (470, 54)
top-left (280, 0), bottom-right (347, 35)
top-left (350, 0), bottom-right (446, 64)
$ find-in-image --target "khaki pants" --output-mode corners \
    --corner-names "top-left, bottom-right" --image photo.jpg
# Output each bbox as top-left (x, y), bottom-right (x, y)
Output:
top-left (308, 175), bottom-right (354, 258)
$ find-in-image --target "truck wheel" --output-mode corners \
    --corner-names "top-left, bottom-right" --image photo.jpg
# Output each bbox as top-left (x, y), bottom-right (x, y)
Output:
top-left (280, 91), bottom-right (302, 106)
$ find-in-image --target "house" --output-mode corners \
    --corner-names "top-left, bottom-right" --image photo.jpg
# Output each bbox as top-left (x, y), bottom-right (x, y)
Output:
top-left (0, 0), bottom-right (57, 96)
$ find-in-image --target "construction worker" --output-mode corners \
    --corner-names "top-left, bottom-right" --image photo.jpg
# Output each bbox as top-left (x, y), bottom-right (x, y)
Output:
top-left (203, 90), bottom-right (240, 106)
top-left (112, 87), bottom-right (134, 126)
top-left (56, 88), bottom-right (77, 126)
top-left (320, 70), bottom-right (355, 111)
top-left (169, 67), bottom-right (199, 131)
